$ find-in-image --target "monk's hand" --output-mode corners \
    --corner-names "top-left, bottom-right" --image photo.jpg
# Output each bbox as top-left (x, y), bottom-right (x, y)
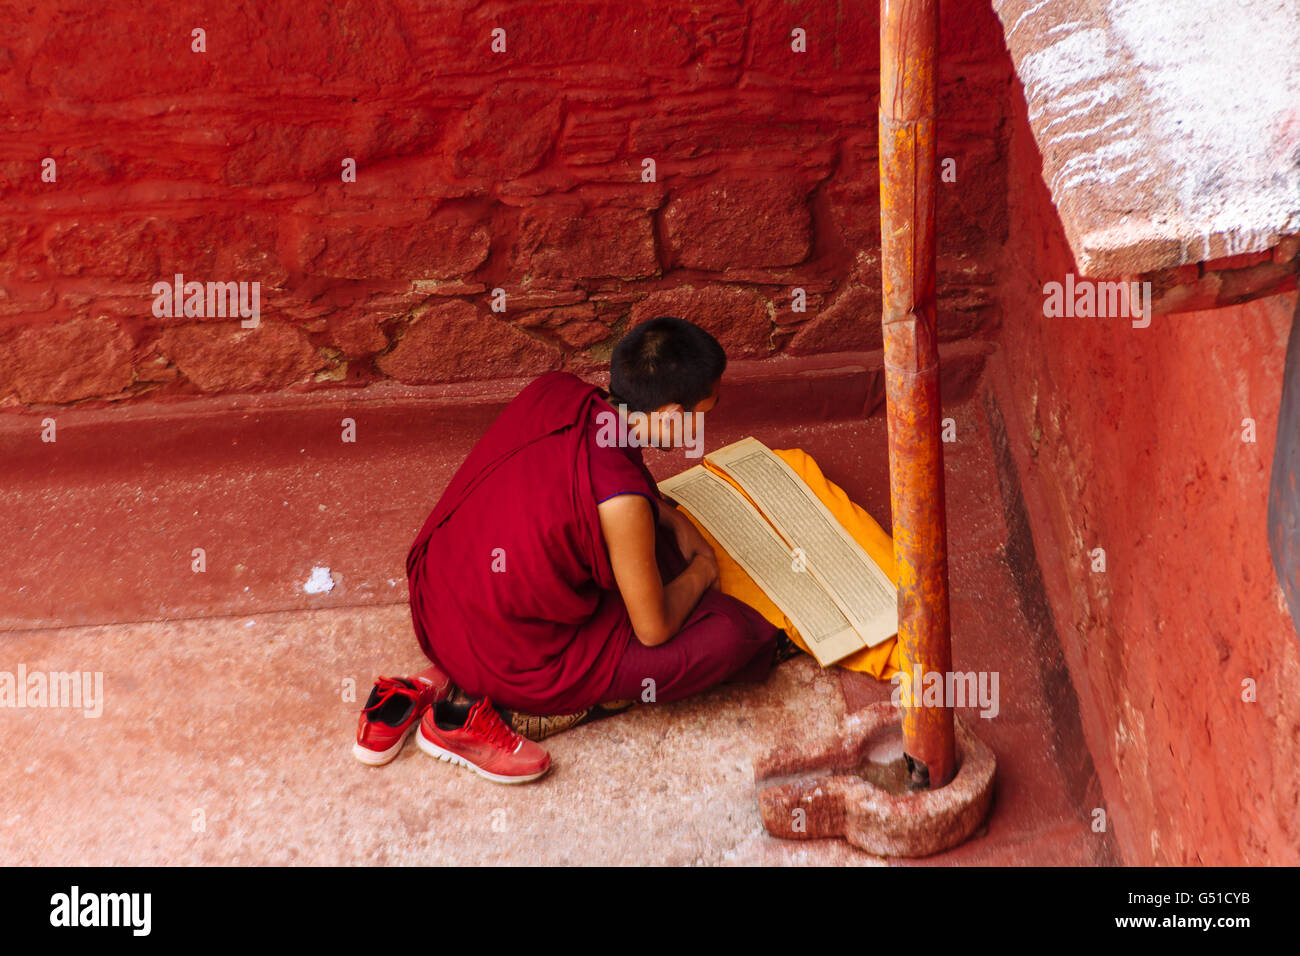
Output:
top-left (694, 549), bottom-right (720, 590)
top-left (665, 504), bottom-right (715, 566)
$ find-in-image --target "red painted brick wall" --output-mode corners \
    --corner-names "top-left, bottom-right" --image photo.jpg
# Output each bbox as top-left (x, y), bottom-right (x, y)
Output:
top-left (994, 63), bottom-right (1300, 864)
top-left (0, 0), bottom-right (1010, 407)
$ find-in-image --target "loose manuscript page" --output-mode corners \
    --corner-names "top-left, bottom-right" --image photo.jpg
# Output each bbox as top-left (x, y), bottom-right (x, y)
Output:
top-left (658, 464), bottom-right (868, 666)
top-left (706, 438), bottom-right (898, 649)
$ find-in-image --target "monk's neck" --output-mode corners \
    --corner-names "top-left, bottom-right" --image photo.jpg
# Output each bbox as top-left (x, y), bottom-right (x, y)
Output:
top-left (614, 403), bottom-right (652, 446)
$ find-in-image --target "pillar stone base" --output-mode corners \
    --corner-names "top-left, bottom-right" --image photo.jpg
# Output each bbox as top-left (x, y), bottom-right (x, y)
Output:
top-left (754, 702), bottom-right (996, 858)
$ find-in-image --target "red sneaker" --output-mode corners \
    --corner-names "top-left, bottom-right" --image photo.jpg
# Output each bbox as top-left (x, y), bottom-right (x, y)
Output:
top-left (417, 697), bottom-right (552, 784)
top-left (353, 664), bottom-right (453, 766)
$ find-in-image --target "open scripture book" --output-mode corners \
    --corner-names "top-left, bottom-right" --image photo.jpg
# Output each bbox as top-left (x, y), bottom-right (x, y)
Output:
top-left (658, 438), bottom-right (898, 667)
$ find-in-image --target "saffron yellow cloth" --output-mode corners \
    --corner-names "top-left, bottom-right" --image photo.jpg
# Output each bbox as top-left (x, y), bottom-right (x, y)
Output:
top-left (679, 448), bottom-right (901, 680)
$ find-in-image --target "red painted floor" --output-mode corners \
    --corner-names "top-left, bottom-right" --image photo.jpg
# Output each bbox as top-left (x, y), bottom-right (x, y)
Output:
top-left (0, 363), bottom-right (1109, 865)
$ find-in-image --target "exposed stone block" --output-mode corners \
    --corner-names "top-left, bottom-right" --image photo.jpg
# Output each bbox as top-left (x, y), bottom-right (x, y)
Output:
top-left (376, 299), bottom-right (561, 383)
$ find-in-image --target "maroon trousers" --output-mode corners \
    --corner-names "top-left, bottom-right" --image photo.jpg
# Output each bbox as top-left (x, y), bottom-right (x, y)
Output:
top-left (600, 531), bottom-right (781, 706)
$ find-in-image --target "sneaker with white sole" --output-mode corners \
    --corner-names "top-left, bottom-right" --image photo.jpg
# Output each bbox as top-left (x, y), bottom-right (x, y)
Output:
top-left (352, 664), bottom-right (454, 766)
top-left (417, 696), bottom-right (552, 784)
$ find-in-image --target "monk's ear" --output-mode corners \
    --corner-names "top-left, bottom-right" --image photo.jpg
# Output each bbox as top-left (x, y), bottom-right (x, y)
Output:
top-left (653, 403), bottom-right (685, 444)
top-left (654, 402), bottom-right (685, 429)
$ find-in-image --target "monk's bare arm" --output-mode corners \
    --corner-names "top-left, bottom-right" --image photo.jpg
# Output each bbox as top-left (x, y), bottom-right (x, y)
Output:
top-left (655, 497), bottom-right (716, 565)
top-left (597, 495), bottom-right (718, 647)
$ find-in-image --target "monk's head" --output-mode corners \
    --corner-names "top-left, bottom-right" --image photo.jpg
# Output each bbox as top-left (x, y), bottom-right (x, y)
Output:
top-left (608, 316), bottom-right (724, 452)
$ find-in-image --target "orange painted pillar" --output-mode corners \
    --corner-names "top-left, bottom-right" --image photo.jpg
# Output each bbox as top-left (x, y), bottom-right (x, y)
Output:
top-left (879, 0), bottom-right (957, 788)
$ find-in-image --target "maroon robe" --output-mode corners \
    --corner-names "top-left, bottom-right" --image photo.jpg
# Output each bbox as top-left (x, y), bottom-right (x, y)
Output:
top-left (405, 371), bottom-right (641, 714)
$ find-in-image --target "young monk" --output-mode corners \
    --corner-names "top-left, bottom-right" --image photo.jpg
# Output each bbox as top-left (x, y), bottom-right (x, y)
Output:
top-left (401, 316), bottom-right (787, 783)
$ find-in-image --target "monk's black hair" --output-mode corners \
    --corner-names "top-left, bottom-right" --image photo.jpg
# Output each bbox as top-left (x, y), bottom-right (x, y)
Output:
top-left (608, 316), bottom-right (726, 413)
